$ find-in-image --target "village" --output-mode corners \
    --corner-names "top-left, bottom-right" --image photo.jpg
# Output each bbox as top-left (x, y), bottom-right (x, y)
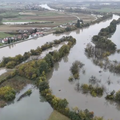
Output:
top-left (0, 20), bottom-right (82, 46)
top-left (0, 28), bottom-right (45, 44)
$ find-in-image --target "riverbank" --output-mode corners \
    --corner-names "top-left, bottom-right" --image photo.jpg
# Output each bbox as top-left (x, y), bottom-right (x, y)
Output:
top-left (0, 14), bottom-right (112, 49)
top-left (0, 32), bottom-right (52, 49)
top-left (53, 13), bottom-right (113, 34)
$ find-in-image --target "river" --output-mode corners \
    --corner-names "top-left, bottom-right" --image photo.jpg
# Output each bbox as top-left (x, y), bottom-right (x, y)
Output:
top-left (0, 14), bottom-right (120, 120)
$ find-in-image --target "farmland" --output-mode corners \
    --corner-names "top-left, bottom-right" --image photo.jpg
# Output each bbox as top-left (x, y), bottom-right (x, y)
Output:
top-left (0, 10), bottom-right (96, 32)
top-left (0, 32), bottom-right (13, 38)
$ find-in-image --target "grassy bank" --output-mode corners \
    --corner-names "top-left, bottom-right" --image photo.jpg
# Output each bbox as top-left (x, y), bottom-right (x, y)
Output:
top-left (0, 32), bottom-right (14, 38)
top-left (48, 110), bottom-right (70, 120)
top-left (0, 75), bottom-right (32, 92)
top-left (0, 73), bottom-right (32, 107)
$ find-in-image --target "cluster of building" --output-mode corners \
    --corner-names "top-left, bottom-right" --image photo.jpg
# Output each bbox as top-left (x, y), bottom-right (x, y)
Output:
top-left (2, 31), bottom-right (44, 44)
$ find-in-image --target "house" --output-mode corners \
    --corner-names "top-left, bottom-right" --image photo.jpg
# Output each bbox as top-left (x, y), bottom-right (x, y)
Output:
top-left (24, 30), bottom-right (28, 33)
top-left (60, 25), bottom-right (67, 28)
top-left (23, 34), bottom-right (29, 38)
top-left (18, 30), bottom-right (28, 34)
top-left (10, 37), bottom-right (15, 42)
top-left (11, 37), bottom-right (15, 41)
top-left (2, 38), bottom-right (8, 43)
top-left (31, 33), bottom-right (37, 37)
top-left (42, 27), bottom-right (51, 32)
top-left (17, 35), bottom-right (23, 40)
top-left (36, 32), bottom-right (43, 37)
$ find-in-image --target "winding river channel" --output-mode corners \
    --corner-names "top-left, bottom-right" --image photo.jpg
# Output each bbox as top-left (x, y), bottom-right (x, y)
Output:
top-left (0, 14), bottom-right (120, 120)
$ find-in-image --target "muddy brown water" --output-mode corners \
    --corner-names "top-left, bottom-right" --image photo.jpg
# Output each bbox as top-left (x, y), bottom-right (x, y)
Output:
top-left (0, 14), bottom-right (120, 120)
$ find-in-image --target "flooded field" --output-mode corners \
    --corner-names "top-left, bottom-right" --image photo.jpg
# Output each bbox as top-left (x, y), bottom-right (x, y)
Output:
top-left (0, 14), bottom-right (120, 120)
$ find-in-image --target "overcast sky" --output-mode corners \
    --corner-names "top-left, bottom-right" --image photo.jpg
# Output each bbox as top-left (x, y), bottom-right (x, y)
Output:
top-left (2, 0), bottom-right (120, 2)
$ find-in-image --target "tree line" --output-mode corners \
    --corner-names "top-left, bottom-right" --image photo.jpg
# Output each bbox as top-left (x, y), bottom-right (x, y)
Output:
top-left (92, 35), bottom-right (116, 52)
top-left (99, 18), bottom-right (120, 36)
top-left (0, 36), bottom-right (76, 69)
top-left (54, 13), bottom-right (113, 34)
top-left (16, 37), bottom-right (76, 80)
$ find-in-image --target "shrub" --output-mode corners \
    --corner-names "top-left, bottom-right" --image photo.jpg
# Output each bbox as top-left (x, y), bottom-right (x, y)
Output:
top-left (70, 61), bottom-right (83, 79)
top-left (70, 61), bottom-right (80, 75)
top-left (59, 45), bottom-right (69, 57)
top-left (39, 81), bottom-right (49, 92)
top-left (81, 84), bottom-right (89, 93)
top-left (115, 90), bottom-right (120, 101)
top-left (25, 89), bottom-right (32, 96)
top-left (74, 73), bottom-right (79, 79)
top-left (0, 86), bottom-right (16, 101)
top-left (6, 61), bottom-right (16, 69)
top-left (91, 91), bottom-right (97, 97)
top-left (95, 87), bottom-right (103, 96)
top-left (81, 84), bottom-right (104, 97)
top-left (103, 52), bottom-right (110, 57)
top-left (17, 89), bottom-right (32, 101)
top-left (68, 77), bottom-right (73, 81)
top-left (53, 51), bottom-right (60, 62)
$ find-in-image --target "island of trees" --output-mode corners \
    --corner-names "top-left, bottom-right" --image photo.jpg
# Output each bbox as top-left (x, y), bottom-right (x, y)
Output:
top-left (99, 18), bottom-right (120, 36)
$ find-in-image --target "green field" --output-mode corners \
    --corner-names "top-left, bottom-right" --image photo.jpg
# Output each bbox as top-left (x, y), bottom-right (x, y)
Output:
top-left (2, 19), bottom-right (40, 22)
top-left (0, 43), bottom-right (3, 46)
top-left (0, 11), bottom-right (19, 18)
top-left (0, 32), bottom-right (14, 38)
top-left (48, 110), bottom-right (70, 120)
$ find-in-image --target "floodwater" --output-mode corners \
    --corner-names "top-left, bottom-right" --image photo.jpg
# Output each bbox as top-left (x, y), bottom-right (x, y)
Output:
top-left (0, 85), bottom-right (53, 120)
top-left (48, 15), bottom-right (120, 120)
top-left (0, 68), bottom-right (7, 76)
top-left (0, 14), bottom-right (120, 120)
top-left (3, 22), bottom-right (33, 25)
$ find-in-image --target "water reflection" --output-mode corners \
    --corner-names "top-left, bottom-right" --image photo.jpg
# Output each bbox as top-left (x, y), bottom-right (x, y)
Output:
top-left (63, 55), bottom-right (69, 63)
top-left (64, 31), bottom-right (71, 35)
top-left (105, 99), bottom-right (120, 111)
top-left (47, 68), bottom-right (54, 81)
top-left (40, 95), bottom-right (46, 102)
top-left (76, 29), bottom-right (80, 34)
top-left (54, 62), bottom-right (60, 71)
top-left (8, 43), bottom-right (16, 49)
